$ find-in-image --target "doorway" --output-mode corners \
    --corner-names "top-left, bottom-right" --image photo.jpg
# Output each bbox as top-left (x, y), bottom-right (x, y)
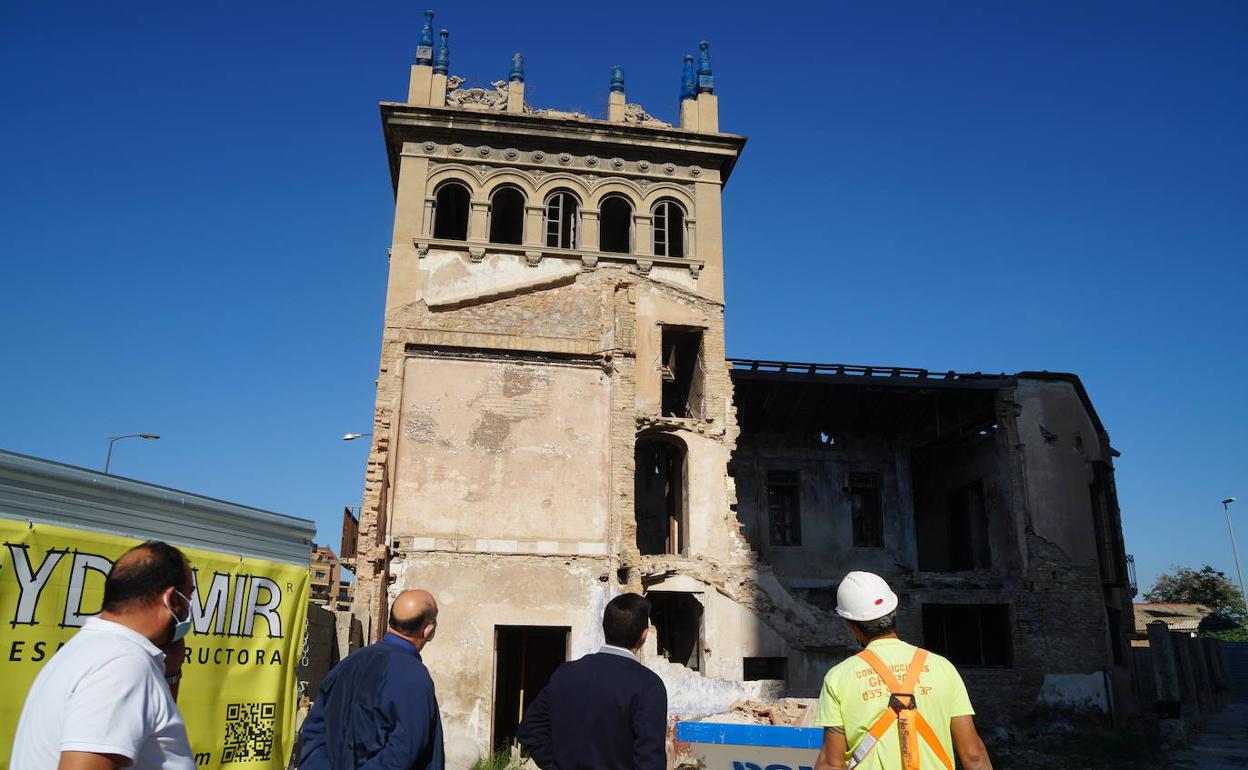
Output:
top-left (492, 626), bottom-right (569, 750)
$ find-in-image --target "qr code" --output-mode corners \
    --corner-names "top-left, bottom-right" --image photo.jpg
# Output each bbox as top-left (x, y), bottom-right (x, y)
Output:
top-left (222, 702), bottom-right (276, 763)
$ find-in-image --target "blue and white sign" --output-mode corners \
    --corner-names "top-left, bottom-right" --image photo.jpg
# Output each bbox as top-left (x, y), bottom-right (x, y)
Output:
top-left (675, 722), bottom-right (822, 770)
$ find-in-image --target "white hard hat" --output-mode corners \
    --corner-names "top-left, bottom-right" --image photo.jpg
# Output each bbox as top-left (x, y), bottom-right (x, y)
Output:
top-left (835, 571), bottom-right (898, 622)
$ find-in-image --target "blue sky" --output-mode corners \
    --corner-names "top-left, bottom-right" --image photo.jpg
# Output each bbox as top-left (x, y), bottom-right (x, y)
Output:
top-left (1, 1), bottom-right (1245, 594)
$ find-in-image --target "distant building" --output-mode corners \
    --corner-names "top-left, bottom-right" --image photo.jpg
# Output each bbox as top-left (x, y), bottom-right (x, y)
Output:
top-left (1134, 603), bottom-right (1211, 638)
top-left (310, 544), bottom-right (353, 612)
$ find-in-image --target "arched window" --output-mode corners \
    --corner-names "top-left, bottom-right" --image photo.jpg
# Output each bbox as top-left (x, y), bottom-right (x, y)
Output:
top-left (599, 195), bottom-right (633, 253)
top-left (432, 182), bottom-right (470, 240)
top-left (545, 190), bottom-right (578, 249)
top-left (489, 186), bottom-right (525, 245)
top-left (652, 198), bottom-right (686, 258)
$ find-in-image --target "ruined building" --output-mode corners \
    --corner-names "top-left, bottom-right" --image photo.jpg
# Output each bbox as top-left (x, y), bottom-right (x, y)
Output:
top-left (348, 13), bottom-right (1138, 760)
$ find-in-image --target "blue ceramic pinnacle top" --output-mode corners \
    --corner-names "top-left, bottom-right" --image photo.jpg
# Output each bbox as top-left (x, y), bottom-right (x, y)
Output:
top-left (610, 64), bottom-right (624, 93)
top-left (696, 40), bottom-right (714, 94)
top-left (416, 10), bottom-right (434, 65)
top-left (510, 52), bottom-right (525, 82)
top-left (433, 29), bottom-right (449, 75)
top-left (680, 54), bottom-right (696, 100)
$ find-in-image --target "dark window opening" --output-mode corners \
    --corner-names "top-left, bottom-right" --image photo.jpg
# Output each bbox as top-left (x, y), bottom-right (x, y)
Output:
top-left (599, 195), bottom-right (633, 253)
top-left (545, 191), bottom-right (578, 249)
top-left (492, 626), bottom-right (568, 750)
top-left (660, 327), bottom-right (705, 419)
top-left (635, 435), bottom-right (686, 555)
top-left (848, 472), bottom-right (884, 548)
top-left (914, 463), bottom-right (992, 572)
top-left (743, 657), bottom-right (788, 681)
top-left (433, 182), bottom-right (470, 240)
top-left (922, 604), bottom-right (1011, 667)
top-left (647, 592), bottom-right (703, 670)
top-left (767, 470), bottom-right (801, 546)
top-left (945, 481), bottom-right (990, 570)
top-left (489, 186), bottom-right (525, 245)
top-left (653, 198), bottom-right (685, 258)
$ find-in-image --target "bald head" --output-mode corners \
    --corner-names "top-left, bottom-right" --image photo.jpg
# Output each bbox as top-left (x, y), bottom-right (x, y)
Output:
top-left (388, 590), bottom-right (438, 642)
top-left (102, 541), bottom-right (192, 613)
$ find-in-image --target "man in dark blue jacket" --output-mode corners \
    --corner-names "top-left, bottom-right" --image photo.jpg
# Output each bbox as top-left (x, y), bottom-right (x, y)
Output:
top-left (298, 589), bottom-right (445, 770)
top-left (517, 593), bottom-right (667, 770)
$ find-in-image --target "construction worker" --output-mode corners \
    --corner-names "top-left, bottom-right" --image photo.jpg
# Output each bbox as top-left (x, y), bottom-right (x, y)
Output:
top-left (814, 571), bottom-right (993, 770)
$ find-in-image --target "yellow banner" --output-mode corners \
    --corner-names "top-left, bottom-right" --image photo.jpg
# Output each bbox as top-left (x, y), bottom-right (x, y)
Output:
top-left (0, 519), bottom-right (309, 769)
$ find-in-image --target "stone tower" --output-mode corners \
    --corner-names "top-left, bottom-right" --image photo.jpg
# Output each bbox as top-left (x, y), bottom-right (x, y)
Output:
top-left (351, 11), bottom-right (772, 762)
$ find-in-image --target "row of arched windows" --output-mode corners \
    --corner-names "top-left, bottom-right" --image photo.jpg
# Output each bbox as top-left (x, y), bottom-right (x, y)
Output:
top-left (432, 182), bottom-right (687, 258)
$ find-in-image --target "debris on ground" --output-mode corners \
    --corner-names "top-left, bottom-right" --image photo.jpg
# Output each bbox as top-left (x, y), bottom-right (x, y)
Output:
top-left (696, 698), bottom-right (818, 727)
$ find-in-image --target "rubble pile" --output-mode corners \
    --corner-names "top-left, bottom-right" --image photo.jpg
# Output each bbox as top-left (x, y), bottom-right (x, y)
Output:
top-left (697, 698), bottom-right (818, 727)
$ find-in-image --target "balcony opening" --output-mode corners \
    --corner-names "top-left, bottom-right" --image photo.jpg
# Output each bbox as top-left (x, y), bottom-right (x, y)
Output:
top-left (433, 182), bottom-right (470, 240)
top-left (914, 468), bottom-right (991, 572)
top-left (660, 327), bottom-right (705, 419)
top-left (635, 434), bottom-right (687, 555)
top-left (599, 195), bottom-right (632, 253)
top-left (488, 186), bottom-right (525, 245)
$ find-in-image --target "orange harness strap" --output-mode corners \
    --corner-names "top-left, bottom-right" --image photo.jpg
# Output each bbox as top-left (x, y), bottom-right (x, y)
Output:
top-left (847, 648), bottom-right (954, 770)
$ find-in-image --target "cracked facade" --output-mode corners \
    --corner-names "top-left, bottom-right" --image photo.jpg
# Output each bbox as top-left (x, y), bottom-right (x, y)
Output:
top-left (349, 17), bottom-right (1138, 762)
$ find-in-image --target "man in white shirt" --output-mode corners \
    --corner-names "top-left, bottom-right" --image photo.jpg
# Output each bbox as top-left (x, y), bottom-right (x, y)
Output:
top-left (10, 540), bottom-right (198, 770)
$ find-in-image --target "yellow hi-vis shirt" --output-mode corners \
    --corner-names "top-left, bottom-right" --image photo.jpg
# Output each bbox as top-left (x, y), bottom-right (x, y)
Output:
top-left (814, 638), bottom-right (974, 769)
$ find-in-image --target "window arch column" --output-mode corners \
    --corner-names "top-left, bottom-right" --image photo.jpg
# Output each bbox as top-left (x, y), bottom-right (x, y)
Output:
top-left (634, 213), bottom-right (654, 255)
top-left (524, 204), bottom-right (545, 248)
top-left (469, 198), bottom-right (490, 243)
top-left (580, 208), bottom-right (600, 252)
top-left (423, 197), bottom-right (436, 238)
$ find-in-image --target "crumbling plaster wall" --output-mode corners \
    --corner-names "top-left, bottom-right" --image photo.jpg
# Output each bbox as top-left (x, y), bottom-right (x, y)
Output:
top-left (393, 355), bottom-right (611, 545)
top-left (1012, 378), bottom-right (1139, 718)
top-left (389, 552), bottom-right (612, 761)
top-left (1013, 378), bottom-right (1107, 565)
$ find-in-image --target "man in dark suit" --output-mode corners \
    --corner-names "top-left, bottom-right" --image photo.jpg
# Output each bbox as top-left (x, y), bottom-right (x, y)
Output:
top-left (298, 589), bottom-right (445, 770)
top-left (517, 593), bottom-right (667, 770)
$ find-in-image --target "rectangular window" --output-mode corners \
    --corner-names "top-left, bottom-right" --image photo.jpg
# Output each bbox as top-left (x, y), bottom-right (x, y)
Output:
top-left (767, 471), bottom-right (801, 546)
top-left (660, 327), bottom-right (705, 419)
top-left (922, 604), bottom-right (1012, 667)
top-left (743, 657), bottom-right (787, 681)
top-left (848, 472), bottom-right (884, 548)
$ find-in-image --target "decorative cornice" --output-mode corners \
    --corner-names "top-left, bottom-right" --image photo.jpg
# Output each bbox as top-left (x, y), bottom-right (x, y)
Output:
top-left (414, 143), bottom-right (713, 185)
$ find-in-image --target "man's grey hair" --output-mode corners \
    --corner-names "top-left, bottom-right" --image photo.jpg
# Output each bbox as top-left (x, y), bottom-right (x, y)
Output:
top-left (852, 610), bottom-right (897, 639)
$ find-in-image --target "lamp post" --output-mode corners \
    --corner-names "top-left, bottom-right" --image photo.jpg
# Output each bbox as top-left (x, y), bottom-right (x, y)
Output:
top-left (342, 433), bottom-right (372, 441)
top-left (103, 434), bottom-right (160, 474)
top-left (1223, 497), bottom-right (1248, 620)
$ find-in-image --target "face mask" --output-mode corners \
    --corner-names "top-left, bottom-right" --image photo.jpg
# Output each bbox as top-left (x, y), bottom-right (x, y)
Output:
top-left (165, 589), bottom-right (193, 642)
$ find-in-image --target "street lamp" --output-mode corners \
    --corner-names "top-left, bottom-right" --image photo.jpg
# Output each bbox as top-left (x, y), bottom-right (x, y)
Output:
top-left (1223, 497), bottom-right (1248, 620)
top-left (103, 434), bottom-right (160, 474)
top-left (342, 433), bottom-right (372, 441)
